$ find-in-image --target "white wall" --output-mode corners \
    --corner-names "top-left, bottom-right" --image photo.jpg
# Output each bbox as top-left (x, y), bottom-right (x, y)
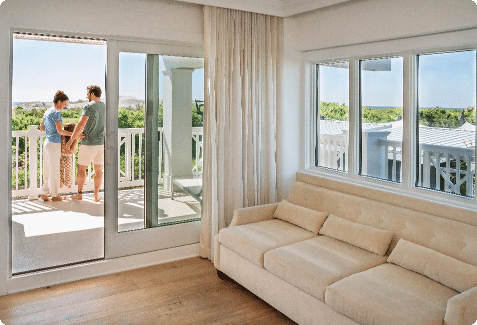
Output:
top-left (277, 18), bottom-right (305, 200)
top-left (289, 0), bottom-right (477, 52)
top-left (0, 0), bottom-right (203, 296)
top-left (276, 0), bottom-right (477, 200)
top-left (0, 0), bottom-right (203, 43)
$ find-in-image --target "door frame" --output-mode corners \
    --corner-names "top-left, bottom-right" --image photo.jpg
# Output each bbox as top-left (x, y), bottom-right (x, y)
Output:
top-left (3, 32), bottom-right (203, 295)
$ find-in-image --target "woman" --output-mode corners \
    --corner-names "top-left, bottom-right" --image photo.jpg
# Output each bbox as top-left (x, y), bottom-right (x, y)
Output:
top-left (39, 90), bottom-right (73, 201)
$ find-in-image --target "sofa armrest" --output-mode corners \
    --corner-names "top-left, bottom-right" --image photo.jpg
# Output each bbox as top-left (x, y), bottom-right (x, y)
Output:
top-left (229, 203), bottom-right (279, 227)
top-left (444, 285), bottom-right (477, 325)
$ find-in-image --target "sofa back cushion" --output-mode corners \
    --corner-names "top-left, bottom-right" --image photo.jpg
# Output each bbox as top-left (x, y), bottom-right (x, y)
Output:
top-left (319, 214), bottom-right (393, 256)
top-left (388, 239), bottom-right (477, 292)
top-left (273, 200), bottom-right (329, 234)
top-left (288, 181), bottom-right (477, 266)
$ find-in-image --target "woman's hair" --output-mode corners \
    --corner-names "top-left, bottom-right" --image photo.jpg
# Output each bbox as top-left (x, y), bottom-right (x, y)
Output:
top-left (87, 85), bottom-right (102, 98)
top-left (62, 122), bottom-right (76, 143)
top-left (53, 90), bottom-right (69, 104)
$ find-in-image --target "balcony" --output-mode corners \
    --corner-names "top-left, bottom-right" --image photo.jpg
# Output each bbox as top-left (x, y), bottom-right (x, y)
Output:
top-left (318, 120), bottom-right (475, 197)
top-left (12, 126), bottom-right (203, 198)
top-left (11, 126), bottom-right (203, 274)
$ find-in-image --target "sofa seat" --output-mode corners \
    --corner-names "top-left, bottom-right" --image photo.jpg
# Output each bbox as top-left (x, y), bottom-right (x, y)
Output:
top-left (219, 219), bottom-right (316, 267)
top-left (325, 263), bottom-right (459, 325)
top-left (264, 236), bottom-right (387, 301)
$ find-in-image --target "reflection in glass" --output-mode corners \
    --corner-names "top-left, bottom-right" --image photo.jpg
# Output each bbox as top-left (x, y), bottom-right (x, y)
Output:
top-left (118, 53), bottom-right (204, 232)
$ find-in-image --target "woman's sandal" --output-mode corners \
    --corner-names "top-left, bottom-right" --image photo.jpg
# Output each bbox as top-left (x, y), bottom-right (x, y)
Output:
top-left (40, 194), bottom-right (51, 202)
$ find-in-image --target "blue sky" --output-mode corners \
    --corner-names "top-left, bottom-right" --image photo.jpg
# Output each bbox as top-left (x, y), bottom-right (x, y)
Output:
top-left (13, 39), bottom-right (476, 109)
top-left (320, 50), bottom-right (476, 109)
top-left (12, 39), bottom-right (204, 103)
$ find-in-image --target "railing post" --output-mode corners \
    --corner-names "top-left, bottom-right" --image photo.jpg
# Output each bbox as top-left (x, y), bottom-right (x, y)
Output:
top-left (362, 130), bottom-right (391, 179)
top-left (466, 155), bottom-right (473, 197)
top-left (28, 125), bottom-right (40, 200)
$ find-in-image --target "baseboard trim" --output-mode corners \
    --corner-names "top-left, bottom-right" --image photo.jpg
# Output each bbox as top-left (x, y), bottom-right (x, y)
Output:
top-left (6, 243), bottom-right (200, 295)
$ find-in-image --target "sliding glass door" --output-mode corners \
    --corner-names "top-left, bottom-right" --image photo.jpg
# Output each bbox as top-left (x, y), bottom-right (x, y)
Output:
top-left (104, 41), bottom-right (203, 258)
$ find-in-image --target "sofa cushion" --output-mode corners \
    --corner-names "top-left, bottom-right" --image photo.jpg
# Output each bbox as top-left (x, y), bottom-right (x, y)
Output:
top-left (319, 214), bottom-right (393, 256)
top-left (273, 200), bottom-right (329, 234)
top-left (325, 263), bottom-right (458, 325)
top-left (388, 239), bottom-right (477, 293)
top-left (219, 219), bottom-right (316, 267)
top-left (264, 236), bottom-right (387, 301)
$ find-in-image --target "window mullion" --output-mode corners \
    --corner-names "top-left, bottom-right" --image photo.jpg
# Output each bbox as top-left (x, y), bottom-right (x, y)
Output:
top-left (475, 46), bottom-right (477, 207)
top-left (348, 59), bottom-right (360, 177)
top-left (402, 52), bottom-right (418, 190)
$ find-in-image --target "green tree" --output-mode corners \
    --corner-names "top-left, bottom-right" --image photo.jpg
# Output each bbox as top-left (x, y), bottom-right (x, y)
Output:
top-left (320, 102), bottom-right (349, 121)
top-left (362, 106), bottom-right (403, 123)
top-left (419, 107), bottom-right (462, 128)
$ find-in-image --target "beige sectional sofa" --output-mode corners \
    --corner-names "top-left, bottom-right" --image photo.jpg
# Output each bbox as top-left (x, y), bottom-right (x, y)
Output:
top-left (214, 172), bottom-right (477, 325)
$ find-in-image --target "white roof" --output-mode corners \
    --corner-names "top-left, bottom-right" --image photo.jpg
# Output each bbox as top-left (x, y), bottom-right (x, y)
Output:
top-left (457, 122), bottom-right (476, 131)
top-left (319, 120), bottom-right (391, 135)
top-left (320, 120), bottom-right (475, 149)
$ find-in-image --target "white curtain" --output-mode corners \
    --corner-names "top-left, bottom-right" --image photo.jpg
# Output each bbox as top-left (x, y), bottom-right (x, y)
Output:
top-left (200, 6), bottom-right (282, 261)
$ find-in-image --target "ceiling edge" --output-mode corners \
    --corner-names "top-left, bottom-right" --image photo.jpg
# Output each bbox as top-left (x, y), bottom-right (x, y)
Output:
top-left (173, 0), bottom-right (285, 17)
top-left (282, 0), bottom-right (353, 16)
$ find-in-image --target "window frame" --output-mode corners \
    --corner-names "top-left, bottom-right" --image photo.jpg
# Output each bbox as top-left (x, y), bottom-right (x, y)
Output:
top-left (307, 30), bottom-right (477, 211)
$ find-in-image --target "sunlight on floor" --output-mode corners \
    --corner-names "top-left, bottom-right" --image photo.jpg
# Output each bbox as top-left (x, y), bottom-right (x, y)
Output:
top-left (11, 188), bottom-right (201, 274)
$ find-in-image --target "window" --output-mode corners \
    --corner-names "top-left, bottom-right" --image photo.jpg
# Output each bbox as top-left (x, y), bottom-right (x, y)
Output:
top-left (359, 57), bottom-right (403, 182)
top-left (314, 48), bottom-right (476, 203)
top-left (417, 50), bottom-right (476, 197)
top-left (316, 62), bottom-right (349, 172)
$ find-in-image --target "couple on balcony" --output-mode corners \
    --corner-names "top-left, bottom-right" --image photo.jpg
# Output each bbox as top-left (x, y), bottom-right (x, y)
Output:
top-left (39, 86), bottom-right (105, 202)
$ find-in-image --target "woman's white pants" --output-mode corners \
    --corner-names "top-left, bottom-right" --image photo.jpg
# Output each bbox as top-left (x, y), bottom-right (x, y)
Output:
top-left (40, 140), bottom-right (61, 197)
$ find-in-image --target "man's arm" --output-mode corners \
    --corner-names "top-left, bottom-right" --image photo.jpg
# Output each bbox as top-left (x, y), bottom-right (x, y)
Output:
top-left (67, 115), bottom-right (89, 146)
top-left (40, 120), bottom-right (45, 131)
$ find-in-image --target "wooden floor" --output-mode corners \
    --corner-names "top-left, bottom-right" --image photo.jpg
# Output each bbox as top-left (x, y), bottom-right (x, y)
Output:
top-left (0, 257), bottom-right (297, 325)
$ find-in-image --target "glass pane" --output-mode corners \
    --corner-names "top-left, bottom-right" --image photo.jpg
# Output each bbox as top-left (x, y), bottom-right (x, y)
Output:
top-left (118, 53), bottom-right (203, 232)
top-left (317, 62), bottom-right (349, 172)
top-left (161, 55), bottom-right (203, 226)
top-left (417, 50), bottom-right (476, 197)
top-left (118, 52), bottom-right (146, 232)
top-left (360, 57), bottom-right (403, 182)
top-left (11, 37), bottom-right (106, 274)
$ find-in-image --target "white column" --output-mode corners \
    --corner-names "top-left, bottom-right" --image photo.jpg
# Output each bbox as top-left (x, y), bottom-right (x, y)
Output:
top-left (362, 130), bottom-right (391, 179)
top-left (163, 68), bottom-right (194, 190)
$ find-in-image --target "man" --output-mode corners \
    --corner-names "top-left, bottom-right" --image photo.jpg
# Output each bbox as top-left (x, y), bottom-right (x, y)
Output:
top-left (68, 85), bottom-right (105, 202)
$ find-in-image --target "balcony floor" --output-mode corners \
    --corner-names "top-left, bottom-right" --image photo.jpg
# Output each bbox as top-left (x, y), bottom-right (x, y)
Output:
top-left (11, 187), bottom-right (201, 274)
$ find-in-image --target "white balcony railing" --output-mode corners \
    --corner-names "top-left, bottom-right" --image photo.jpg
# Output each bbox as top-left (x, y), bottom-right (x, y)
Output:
top-left (319, 134), bottom-right (348, 172)
top-left (319, 131), bottom-right (475, 197)
top-left (12, 126), bottom-right (203, 199)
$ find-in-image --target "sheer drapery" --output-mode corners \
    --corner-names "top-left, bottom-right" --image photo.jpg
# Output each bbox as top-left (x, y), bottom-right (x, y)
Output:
top-left (200, 6), bottom-right (282, 261)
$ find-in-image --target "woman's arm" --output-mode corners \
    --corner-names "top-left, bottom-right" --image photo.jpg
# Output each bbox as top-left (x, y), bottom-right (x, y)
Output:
top-left (40, 120), bottom-right (45, 131)
top-left (55, 121), bottom-right (73, 137)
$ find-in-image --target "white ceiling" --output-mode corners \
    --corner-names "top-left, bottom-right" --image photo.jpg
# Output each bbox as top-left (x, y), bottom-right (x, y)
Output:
top-left (0, 0), bottom-right (477, 17)
top-left (174, 0), bottom-right (353, 17)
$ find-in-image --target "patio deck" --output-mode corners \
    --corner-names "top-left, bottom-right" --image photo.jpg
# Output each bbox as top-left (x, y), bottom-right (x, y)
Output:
top-left (11, 187), bottom-right (201, 274)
